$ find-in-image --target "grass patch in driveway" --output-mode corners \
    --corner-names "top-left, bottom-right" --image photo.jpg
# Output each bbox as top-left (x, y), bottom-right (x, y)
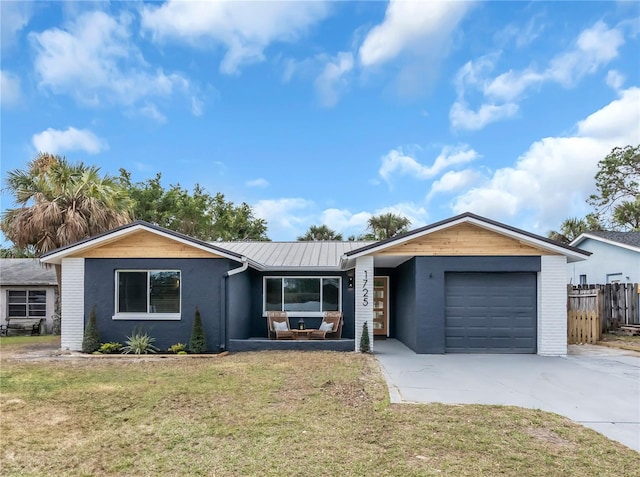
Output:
top-left (599, 332), bottom-right (640, 351)
top-left (1, 351), bottom-right (639, 477)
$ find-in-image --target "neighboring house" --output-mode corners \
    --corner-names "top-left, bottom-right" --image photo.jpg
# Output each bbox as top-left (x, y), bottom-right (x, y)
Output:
top-left (0, 259), bottom-right (58, 333)
top-left (40, 212), bottom-right (588, 355)
top-left (569, 232), bottom-right (640, 285)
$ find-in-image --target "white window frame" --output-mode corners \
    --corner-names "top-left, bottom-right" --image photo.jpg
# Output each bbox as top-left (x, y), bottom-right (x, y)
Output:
top-left (262, 276), bottom-right (342, 317)
top-left (113, 270), bottom-right (181, 320)
top-left (7, 289), bottom-right (47, 319)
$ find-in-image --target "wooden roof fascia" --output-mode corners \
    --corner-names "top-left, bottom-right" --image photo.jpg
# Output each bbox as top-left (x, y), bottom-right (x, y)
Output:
top-left (345, 214), bottom-right (590, 260)
top-left (40, 222), bottom-right (246, 265)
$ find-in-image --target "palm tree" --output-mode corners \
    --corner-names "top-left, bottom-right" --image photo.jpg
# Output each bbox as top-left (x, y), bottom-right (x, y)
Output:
top-left (364, 213), bottom-right (411, 240)
top-left (297, 224), bottom-right (343, 241)
top-left (613, 198), bottom-right (640, 231)
top-left (547, 215), bottom-right (603, 244)
top-left (1, 153), bottom-right (133, 286)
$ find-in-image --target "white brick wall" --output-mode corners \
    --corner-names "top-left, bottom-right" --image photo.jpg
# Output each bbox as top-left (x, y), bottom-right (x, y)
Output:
top-left (538, 255), bottom-right (567, 356)
top-left (355, 256), bottom-right (374, 352)
top-left (61, 258), bottom-right (85, 350)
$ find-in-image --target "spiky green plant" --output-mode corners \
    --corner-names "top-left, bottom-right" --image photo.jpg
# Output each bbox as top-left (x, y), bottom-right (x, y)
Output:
top-left (122, 330), bottom-right (159, 355)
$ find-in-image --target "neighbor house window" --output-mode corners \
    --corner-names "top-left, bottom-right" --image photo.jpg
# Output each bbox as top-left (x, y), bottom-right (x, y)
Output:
top-left (263, 277), bottom-right (340, 316)
top-left (579, 275), bottom-right (587, 285)
top-left (115, 270), bottom-right (181, 319)
top-left (7, 290), bottom-right (46, 318)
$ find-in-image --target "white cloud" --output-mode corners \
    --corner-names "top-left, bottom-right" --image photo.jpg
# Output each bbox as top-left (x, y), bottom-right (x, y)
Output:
top-left (373, 203), bottom-right (429, 230)
top-left (359, 0), bottom-right (470, 68)
top-left (32, 127), bottom-right (108, 155)
top-left (450, 87), bottom-right (640, 233)
top-left (576, 87), bottom-right (639, 141)
top-left (140, 1), bottom-right (330, 75)
top-left (0, 70), bottom-right (21, 107)
top-left (1, 1), bottom-right (32, 49)
top-left (449, 101), bottom-right (519, 131)
top-left (246, 178), bottom-right (269, 188)
top-left (451, 21), bottom-right (627, 131)
top-left (494, 16), bottom-right (545, 49)
top-left (30, 10), bottom-right (192, 111)
top-left (254, 198), bottom-right (315, 239)
top-left (321, 208), bottom-right (371, 235)
top-left (379, 145), bottom-right (479, 183)
top-left (483, 69), bottom-right (544, 102)
top-left (546, 21), bottom-right (624, 87)
top-left (314, 51), bottom-right (353, 108)
top-left (427, 169), bottom-right (482, 201)
top-left (191, 96), bottom-right (204, 117)
top-left (139, 104), bottom-right (167, 123)
top-left (606, 70), bottom-right (625, 91)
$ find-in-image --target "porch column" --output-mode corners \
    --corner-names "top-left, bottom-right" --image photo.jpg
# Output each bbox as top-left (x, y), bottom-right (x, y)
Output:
top-left (355, 256), bottom-right (374, 352)
top-left (60, 257), bottom-right (85, 351)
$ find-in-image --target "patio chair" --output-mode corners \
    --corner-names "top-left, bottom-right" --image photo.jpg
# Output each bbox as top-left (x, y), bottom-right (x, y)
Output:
top-left (266, 311), bottom-right (294, 340)
top-left (309, 311), bottom-right (343, 340)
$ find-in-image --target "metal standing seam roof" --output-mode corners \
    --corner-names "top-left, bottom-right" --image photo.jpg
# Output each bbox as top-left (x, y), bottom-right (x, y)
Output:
top-left (0, 259), bottom-right (58, 286)
top-left (215, 241), bottom-right (374, 269)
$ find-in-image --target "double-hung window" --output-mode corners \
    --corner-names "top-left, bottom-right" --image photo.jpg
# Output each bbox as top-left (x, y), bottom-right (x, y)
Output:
top-left (264, 277), bottom-right (340, 316)
top-left (114, 270), bottom-right (181, 320)
top-left (7, 290), bottom-right (46, 318)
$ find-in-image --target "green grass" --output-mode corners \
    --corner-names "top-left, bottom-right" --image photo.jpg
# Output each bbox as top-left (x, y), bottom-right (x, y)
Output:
top-left (0, 335), bottom-right (60, 348)
top-left (1, 349), bottom-right (639, 476)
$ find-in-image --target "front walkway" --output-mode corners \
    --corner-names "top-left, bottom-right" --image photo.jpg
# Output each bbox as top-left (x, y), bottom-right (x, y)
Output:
top-left (374, 339), bottom-right (640, 452)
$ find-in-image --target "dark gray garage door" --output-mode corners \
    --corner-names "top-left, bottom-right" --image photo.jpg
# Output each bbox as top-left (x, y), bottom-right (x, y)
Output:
top-left (445, 272), bottom-right (537, 353)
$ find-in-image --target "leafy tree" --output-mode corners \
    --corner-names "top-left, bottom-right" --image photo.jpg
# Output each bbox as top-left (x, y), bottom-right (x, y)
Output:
top-left (363, 212), bottom-right (411, 240)
top-left (0, 245), bottom-right (36, 258)
top-left (189, 307), bottom-right (207, 353)
top-left (297, 224), bottom-right (343, 241)
top-left (547, 215), bottom-right (603, 244)
top-left (119, 170), bottom-right (269, 241)
top-left (588, 144), bottom-right (640, 230)
top-left (82, 306), bottom-right (100, 353)
top-left (1, 153), bottom-right (132, 286)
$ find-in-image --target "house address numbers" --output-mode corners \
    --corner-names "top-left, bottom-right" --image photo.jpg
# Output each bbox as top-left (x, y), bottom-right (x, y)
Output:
top-left (362, 270), bottom-right (369, 307)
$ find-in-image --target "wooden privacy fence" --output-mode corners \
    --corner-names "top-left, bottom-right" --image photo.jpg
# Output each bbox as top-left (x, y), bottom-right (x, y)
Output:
top-left (567, 289), bottom-right (601, 344)
top-left (568, 283), bottom-right (640, 343)
top-left (570, 283), bottom-right (639, 330)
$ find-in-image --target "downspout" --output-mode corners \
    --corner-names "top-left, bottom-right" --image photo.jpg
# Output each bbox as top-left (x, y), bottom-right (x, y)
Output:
top-left (220, 257), bottom-right (249, 351)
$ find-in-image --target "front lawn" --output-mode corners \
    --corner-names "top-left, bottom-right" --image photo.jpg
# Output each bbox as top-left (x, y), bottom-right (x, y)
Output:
top-left (0, 335), bottom-right (60, 349)
top-left (1, 351), bottom-right (638, 477)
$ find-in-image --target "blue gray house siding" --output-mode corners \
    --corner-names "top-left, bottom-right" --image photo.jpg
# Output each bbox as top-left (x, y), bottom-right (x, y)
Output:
top-left (389, 260), bottom-right (417, 351)
top-left (391, 256), bottom-right (541, 354)
top-left (84, 258), bottom-right (233, 351)
top-left (568, 238), bottom-right (640, 284)
top-left (242, 270), bottom-right (355, 339)
top-left (226, 268), bottom-right (255, 342)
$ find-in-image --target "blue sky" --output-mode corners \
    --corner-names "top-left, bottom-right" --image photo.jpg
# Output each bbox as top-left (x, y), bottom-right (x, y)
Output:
top-left (1, 1), bottom-right (639, 241)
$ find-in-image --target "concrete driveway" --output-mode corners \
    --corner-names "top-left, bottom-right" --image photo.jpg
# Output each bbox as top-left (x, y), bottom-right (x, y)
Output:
top-left (374, 339), bottom-right (640, 452)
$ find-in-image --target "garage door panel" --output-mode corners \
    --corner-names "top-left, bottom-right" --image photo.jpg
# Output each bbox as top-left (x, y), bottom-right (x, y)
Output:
top-left (445, 272), bottom-right (536, 354)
